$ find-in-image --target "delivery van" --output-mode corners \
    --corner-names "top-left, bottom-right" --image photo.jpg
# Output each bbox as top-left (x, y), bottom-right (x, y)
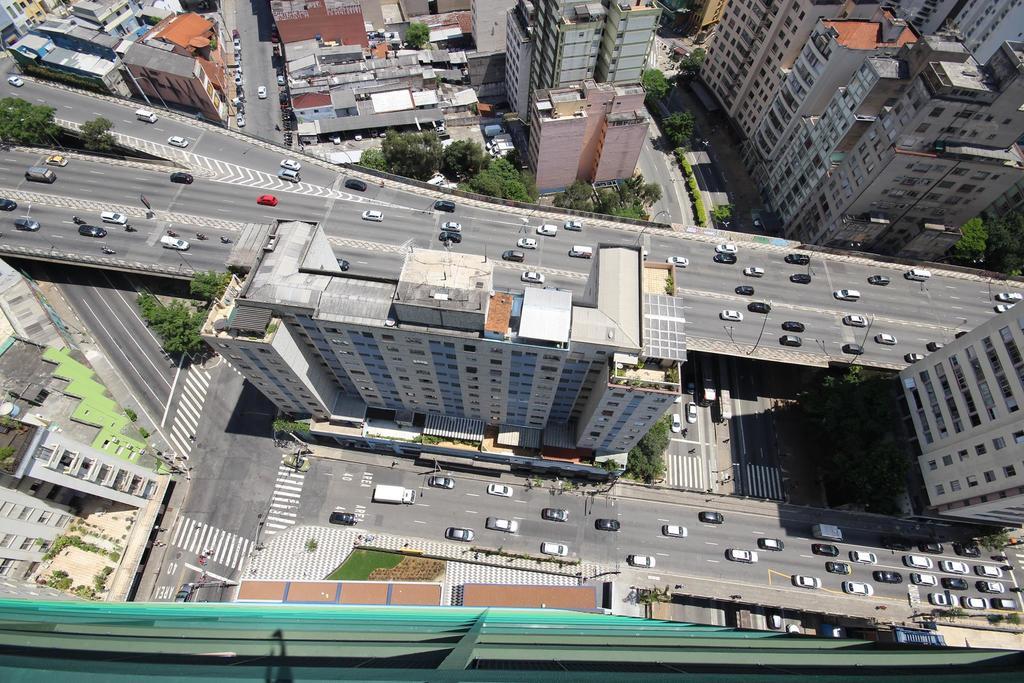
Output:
top-left (160, 235), bottom-right (190, 250)
top-left (569, 245), bottom-right (593, 259)
top-left (135, 108), bottom-right (158, 123)
top-left (24, 166), bottom-right (56, 183)
top-left (905, 268), bottom-right (932, 282)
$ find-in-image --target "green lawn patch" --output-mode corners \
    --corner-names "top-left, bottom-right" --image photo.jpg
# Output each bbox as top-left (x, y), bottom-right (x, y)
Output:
top-left (327, 549), bottom-right (403, 580)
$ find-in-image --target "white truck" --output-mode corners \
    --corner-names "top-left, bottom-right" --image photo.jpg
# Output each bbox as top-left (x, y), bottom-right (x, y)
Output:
top-left (811, 524), bottom-right (843, 542)
top-left (372, 484), bottom-right (416, 504)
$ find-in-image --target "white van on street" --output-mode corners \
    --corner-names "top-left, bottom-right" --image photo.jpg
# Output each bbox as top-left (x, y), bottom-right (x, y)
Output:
top-left (135, 108), bottom-right (158, 123)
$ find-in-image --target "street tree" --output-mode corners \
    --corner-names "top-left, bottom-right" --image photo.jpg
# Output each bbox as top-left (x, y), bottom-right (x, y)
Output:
top-left (189, 271), bottom-right (231, 302)
top-left (405, 22), bottom-right (430, 49)
top-left (80, 116), bottom-right (116, 152)
top-left (553, 180), bottom-right (595, 211)
top-left (677, 48), bottom-right (706, 80)
top-left (381, 131), bottom-right (441, 180)
top-left (983, 212), bottom-right (1024, 275)
top-left (711, 204), bottom-right (734, 223)
top-left (950, 216), bottom-right (986, 266)
top-left (441, 139), bottom-right (488, 179)
top-left (592, 174), bottom-right (662, 219)
top-left (977, 528), bottom-right (1012, 551)
top-left (358, 147), bottom-right (388, 172)
top-left (662, 111), bottom-right (695, 149)
top-left (626, 416), bottom-right (670, 482)
top-left (464, 157), bottom-right (537, 202)
top-left (641, 68), bottom-right (670, 105)
top-left (137, 293), bottom-right (205, 354)
top-left (0, 97), bottom-right (60, 145)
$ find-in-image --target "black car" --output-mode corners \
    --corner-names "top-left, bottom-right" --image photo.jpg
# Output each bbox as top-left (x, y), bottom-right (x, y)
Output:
top-left (953, 542), bottom-right (981, 558)
top-left (78, 224), bottom-right (106, 238)
top-left (434, 199), bottom-right (456, 212)
top-left (748, 301), bottom-right (771, 314)
top-left (542, 508), bottom-right (569, 522)
top-left (735, 285), bottom-right (755, 296)
top-left (867, 275), bottom-right (891, 286)
top-left (812, 543), bottom-right (840, 557)
top-left (14, 217), bottom-right (40, 231)
top-left (842, 343), bottom-right (864, 356)
top-left (427, 475), bottom-right (455, 489)
top-left (595, 518), bottom-right (620, 531)
top-left (502, 249), bottom-right (526, 262)
top-left (942, 577), bottom-right (969, 590)
top-left (344, 178), bottom-right (367, 192)
top-left (714, 253), bottom-right (737, 264)
top-left (439, 231), bottom-right (462, 244)
top-left (329, 511), bottom-right (357, 525)
top-left (873, 570), bottom-right (903, 584)
top-left (779, 335), bottom-right (802, 348)
top-left (336, 259), bottom-right (350, 271)
top-left (0, 198), bottom-right (17, 211)
top-left (926, 341), bottom-right (945, 352)
top-left (918, 542), bottom-right (944, 554)
top-left (782, 321), bottom-right (805, 333)
top-left (698, 511), bottom-right (724, 524)
top-left (170, 172), bottom-right (194, 184)
top-left (880, 536), bottom-right (913, 551)
top-left (790, 273), bottom-right (812, 284)
top-left (826, 561), bottom-right (851, 575)
top-left (785, 253), bottom-right (810, 265)
top-left (174, 583), bottom-right (195, 603)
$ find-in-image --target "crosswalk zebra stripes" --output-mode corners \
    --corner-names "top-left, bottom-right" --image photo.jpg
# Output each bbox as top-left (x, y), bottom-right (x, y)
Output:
top-left (736, 463), bottom-right (784, 501)
top-left (169, 516), bottom-right (252, 572)
top-left (165, 366), bottom-right (210, 458)
top-left (665, 451), bottom-right (706, 491)
top-left (264, 462), bottom-right (306, 535)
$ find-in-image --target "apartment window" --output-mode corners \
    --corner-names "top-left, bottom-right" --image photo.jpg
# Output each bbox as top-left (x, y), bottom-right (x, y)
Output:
top-left (1015, 431), bottom-right (1024, 444)
top-left (959, 449), bottom-right (970, 461)
top-left (928, 107), bottom-right (945, 117)
top-left (1005, 465), bottom-right (1017, 478)
top-left (928, 459), bottom-right (937, 470)
top-left (966, 475), bottom-right (978, 487)
top-left (949, 479), bottom-right (962, 492)
top-left (983, 470), bottom-right (996, 483)
top-left (935, 483), bottom-right (945, 496)
top-left (994, 436), bottom-right (1007, 450)
top-left (942, 454), bottom-right (953, 466)
top-left (975, 443), bottom-right (987, 456)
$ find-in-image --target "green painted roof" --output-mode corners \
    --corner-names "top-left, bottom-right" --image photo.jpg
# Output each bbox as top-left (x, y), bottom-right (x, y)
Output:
top-left (0, 600), bottom-right (1021, 681)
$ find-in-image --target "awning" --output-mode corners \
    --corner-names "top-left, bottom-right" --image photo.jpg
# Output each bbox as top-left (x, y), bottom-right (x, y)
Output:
top-left (423, 413), bottom-right (484, 442)
top-left (543, 422), bottom-right (576, 449)
top-left (496, 425), bottom-right (541, 449)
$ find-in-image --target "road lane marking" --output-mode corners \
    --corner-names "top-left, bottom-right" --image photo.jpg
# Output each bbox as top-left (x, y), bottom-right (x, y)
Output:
top-left (465, 510), bottom-right (478, 514)
top-left (706, 559), bottom-right (720, 563)
top-left (416, 503), bottom-right (430, 507)
top-left (704, 541), bottom-right (719, 546)
top-left (514, 499), bottom-right (527, 504)
top-left (413, 520), bottom-right (426, 524)
top-left (657, 519), bottom-right (670, 522)
top-left (656, 553), bottom-right (670, 557)
top-left (465, 493), bottom-right (480, 497)
top-left (800, 554), bottom-right (814, 559)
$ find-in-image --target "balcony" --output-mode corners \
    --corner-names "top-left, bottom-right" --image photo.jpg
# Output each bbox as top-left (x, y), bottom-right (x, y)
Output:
top-left (609, 354), bottom-right (678, 392)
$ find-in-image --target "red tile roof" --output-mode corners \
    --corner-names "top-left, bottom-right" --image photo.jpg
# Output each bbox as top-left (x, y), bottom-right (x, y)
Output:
top-left (822, 19), bottom-right (917, 50)
top-left (291, 92), bottom-right (332, 109)
top-left (148, 13), bottom-right (214, 51)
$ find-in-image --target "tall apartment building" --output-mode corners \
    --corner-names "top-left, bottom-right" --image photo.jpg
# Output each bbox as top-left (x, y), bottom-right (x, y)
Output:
top-left (203, 223), bottom-right (686, 471)
top-left (900, 308), bottom-right (1024, 525)
top-left (472, 0), bottom-right (515, 52)
top-left (505, 0), bottom-right (536, 117)
top-left (949, 0), bottom-right (1024, 63)
top-left (684, 0), bottom-right (730, 36)
top-left (891, 0), bottom-right (959, 34)
top-left (594, 0), bottom-right (660, 83)
top-left (527, 78), bottom-right (648, 191)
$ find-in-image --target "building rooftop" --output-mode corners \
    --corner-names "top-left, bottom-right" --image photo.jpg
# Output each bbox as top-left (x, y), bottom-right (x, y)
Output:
top-left (571, 246), bottom-right (642, 352)
top-left (43, 45), bottom-right (118, 77)
top-left (484, 292), bottom-right (513, 336)
top-left (821, 17), bottom-right (917, 50)
top-left (518, 288), bottom-right (572, 346)
top-left (293, 91), bottom-right (332, 109)
top-left (145, 12), bottom-right (214, 51)
top-left (394, 250), bottom-right (492, 320)
top-left (122, 41), bottom-right (198, 77)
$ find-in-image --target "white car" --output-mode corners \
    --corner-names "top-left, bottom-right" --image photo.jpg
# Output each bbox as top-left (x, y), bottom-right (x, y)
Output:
top-left (903, 555), bottom-right (934, 570)
top-left (843, 314), bottom-right (868, 328)
top-left (995, 292), bottom-right (1023, 303)
top-left (874, 333), bottom-right (898, 346)
top-left (331, 135), bottom-right (341, 144)
top-left (521, 271), bottom-right (545, 284)
top-left (686, 402), bottom-right (697, 423)
top-left (792, 575), bottom-right (822, 590)
top-left (975, 565), bottom-right (1004, 579)
top-left (7, 75), bottom-right (24, 87)
top-left (671, 413), bottom-right (682, 433)
top-left (280, 159), bottom-right (302, 171)
top-left (939, 560), bottom-right (969, 575)
top-left (361, 210), bottom-right (384, 222)
top-left (536, 224), bottom-right (558, 236)
top-left (442, 221), bottom-right (462, 233)
top-left (961, 596), bottom-right (988, 610)
top-left (257, 86), bottom-right (267, 99)
top-left (743, 267), bottom-right (765, 277)
top-left (277, 75), bottom-right (286, 86)
top-left (842, 581), bottom-right (874, 596)
top-left (910, 572), bottom-right (937, 586)
top-left (715, 243), bottom-right (738, 255)
top-left (167, 136), bottom-right (189, 148)
top-left (667, 256), bottom-right (689, 267)
top-left (995, 304), bottom-right (1016, 313)
top-left (516, 238), bottom-right (537, 249)
top-left (849, 551), bottom-right (877, 565)
top-left (662, 525), bottom-right (687, 538)
top-left (928, 592), bottom-right (951, 606)
top-left (100, 211), bottom-right (127, 225)
top-left (627, 554), bottom-right (656, 568)
top-left (486, 517), bottom-right (519, 533)
top-left (541, 542), bottom-right (568, 557)
top-left (833, 289), bottom-right (861, 301)
top-left (720, 310), bottom-right (743, 322)
top-left (726, 549), bottom-right (759, 564)
top-left (236, 115), bottom-right (246, 127)
top-left (232, 37), bottom-right (241, 50)
top-left (487, 483), bottom-right (513, 497)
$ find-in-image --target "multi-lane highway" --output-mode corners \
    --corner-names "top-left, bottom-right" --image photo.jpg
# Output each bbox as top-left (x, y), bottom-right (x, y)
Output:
top-left (2, 75), bottom-right (1022, 373)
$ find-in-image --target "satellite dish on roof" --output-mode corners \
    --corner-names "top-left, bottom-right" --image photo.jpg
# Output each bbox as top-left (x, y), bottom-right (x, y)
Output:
top-left (0, 402), bottom-right (19, 418)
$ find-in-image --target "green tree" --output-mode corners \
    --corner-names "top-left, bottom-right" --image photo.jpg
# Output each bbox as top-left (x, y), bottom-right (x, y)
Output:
top-left (976, 528), bottom-right (1012, 551)
top-left (950, 216), bottom-right (986, 265)
top-left (592, 174), bottom-right (662, 219)
top-left (381, 131), bottom-right (441, 180)
top-left (136, 293), bottom-right (205, 354)
top-left (358, 147), bottom-right (388, 172)
top-left (441, 139), bottom-right (488, 179)
top-left (190, 271), bottom-right (231, 302)
top-left (641, 68), bottom-right (669, 106)
top-left (626, 416), bottom-right (670, 483)
top-left (983, 212), bottom-right (1024, 276)
top-left (0, 445), bottom-right (16, 472)
top-left (553, 180), bottom-right (595, 211)
top-left (662, 111), bottom-right (695, 149)
top-left (0, 97), bottom-right (60, 145)
top-left (405, 22), bottom-right (430, 49)
top-left (464, 157), bottom-right (537, 202)
top-left (678, 48), bottom-right (706, 80)
top-left (80, 116), bottom-right (116, 152)
top-left (711, 204), bottom-right (734, 223)
top-left (273, 418), bottom-right (311, 435)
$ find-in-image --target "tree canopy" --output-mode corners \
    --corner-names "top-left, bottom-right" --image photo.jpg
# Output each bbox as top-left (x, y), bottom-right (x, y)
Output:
top-left (137, 293), bottom-right (205, 355)
top-left (662, 111), bottom-right (695, 149)
top-left (677, 48), bottom-right (706, 80)
top-left (463, 157), bottom-right (537, 202)
top-left (381, 131), bottom-right (441, 180)
top-left (641, 68), bottom-right (670, 105)
top-left (80, 116), bottom-right (116, 152)
top-left (711, 204), bottom-right (734, 223)
top-left (190, 271), bottom-right (231, 302)
top-left (949, 212), bottom-right (1024, 275)
top-left (553, 181), bottom-right (595, 211)
top-left (799, 367), bottom-right (908, 514)
top-left (441, 140), bottom-right (488, 179)
top-left (405, 22), bottom-right (430, 49)
top-left (357, 147), bottom-right (388, 172)
top-left (950, 217), bottom-right (986, 265)
top-left (593, 174), bottom-right (662, 219)
top-left (0, 97), bottom-right (60, 145)
top-left (626, 416), bottom-right (670, 483)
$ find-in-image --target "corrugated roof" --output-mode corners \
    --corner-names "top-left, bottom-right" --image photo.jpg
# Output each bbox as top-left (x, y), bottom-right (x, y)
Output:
top-left (519, 287), bottom-right (572, 345)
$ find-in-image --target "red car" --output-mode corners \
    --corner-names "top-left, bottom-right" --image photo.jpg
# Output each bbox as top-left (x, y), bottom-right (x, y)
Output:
top-left (257, 194), bottom-right (278, 206)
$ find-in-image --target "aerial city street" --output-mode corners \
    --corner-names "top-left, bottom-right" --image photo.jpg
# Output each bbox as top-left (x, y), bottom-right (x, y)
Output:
top-left (0, 0), bottom-right (1023, 676)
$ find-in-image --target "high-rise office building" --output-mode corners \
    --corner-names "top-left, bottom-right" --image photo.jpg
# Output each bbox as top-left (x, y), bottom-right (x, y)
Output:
top-left (900, 308), bottom-right (1024, 525)
top-left (203, 223), bottom-right (686, 466)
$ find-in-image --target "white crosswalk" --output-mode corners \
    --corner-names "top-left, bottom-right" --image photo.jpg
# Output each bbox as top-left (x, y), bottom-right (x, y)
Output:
top-left (166, 366), bottom-right (211, 457)
top-left (664, 451), bottom-right (706, 490)
top-left (738, 463), bottom-right (784, 500)
top-left (264, 463), bottom-right (307, 536)
top-left (169, 516), bottom-right (252, 571)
